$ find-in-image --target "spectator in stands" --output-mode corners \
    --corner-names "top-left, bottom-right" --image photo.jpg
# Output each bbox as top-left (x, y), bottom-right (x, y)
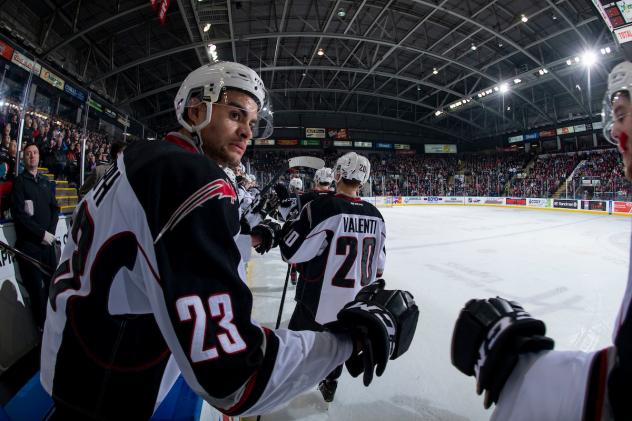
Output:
top-left (11, 143), bottom-right (59, 329)
top-left (78, 141), bottom-right (125, 197)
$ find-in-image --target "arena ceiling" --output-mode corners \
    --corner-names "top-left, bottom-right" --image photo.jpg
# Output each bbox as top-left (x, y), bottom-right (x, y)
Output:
top-left (0, 0), bottom-right (622, 143)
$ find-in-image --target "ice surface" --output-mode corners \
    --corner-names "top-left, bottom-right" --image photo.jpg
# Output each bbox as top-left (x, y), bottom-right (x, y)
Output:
top-left (245, 206), bottom-right (629, 420)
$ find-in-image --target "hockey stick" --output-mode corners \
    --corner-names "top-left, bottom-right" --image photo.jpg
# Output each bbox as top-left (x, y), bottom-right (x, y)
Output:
top-left (243, 156), bottom-right (324, 218)
top-left (0, 240), bottom-right (54, 278)
top-left (275, 264), bottom-right (292, 329)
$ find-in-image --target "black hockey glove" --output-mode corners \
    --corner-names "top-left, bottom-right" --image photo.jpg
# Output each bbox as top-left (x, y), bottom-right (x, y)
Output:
top-left (451, 297), bottom-right (555, 409)
top-left (273, 182), bottom-right (290, 201)
top-left (326, 279), bottom-right (419, 386)
top-left (251, 192), bottom-right (279, 218)
top-left (251, 220), bottom-right (281, 254)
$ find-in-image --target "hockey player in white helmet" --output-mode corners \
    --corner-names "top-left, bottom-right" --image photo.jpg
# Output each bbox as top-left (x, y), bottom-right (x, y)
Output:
top-left (313, 167), bottom-right (335, 192)
top-left (288, 176), bottom-right (303, 193)
top-left (450, 60), bottom-right (632, 421)
top-left (279, 152), bottom-right (413, 404)
top-left (42, 62), bottom-right (417, 419)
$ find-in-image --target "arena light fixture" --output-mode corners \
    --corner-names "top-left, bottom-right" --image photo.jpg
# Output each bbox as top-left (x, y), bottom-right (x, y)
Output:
top-left (203, 23), bottom-right (211, 32)
top-left (521, 14), bottom-right (528, 23)
top-left (337, 8), bottom-right (346, 17)
top-left (507, 106), bottom-right (511, 111)
top-left (432, 67), bottom-right (439, 75)
top-left (566, 59), bottom-right (572, 65)
top-left (499, 82), bottom-right (509, 93)
top-left (582, 50), bottom-right (597, 67)
top-left (606, 46), bottom-right (611, 54)
top-left (470, 43), bottom-right (477, 51)
top-left (574, 56), bottom-right (580, 63)
top-left (435, 110), bottom-right (443, 117)
top-left (317, 48), bottom-right (325, 56)
top-left (513, 78), bottom-right (521, 84)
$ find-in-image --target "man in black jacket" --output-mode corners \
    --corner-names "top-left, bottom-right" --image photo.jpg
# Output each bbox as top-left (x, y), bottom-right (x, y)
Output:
top-left (11, 143), bottom-right (59, 329)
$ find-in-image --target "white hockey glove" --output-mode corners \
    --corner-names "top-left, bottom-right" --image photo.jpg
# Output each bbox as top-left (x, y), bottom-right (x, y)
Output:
top-left (451, 297), bottom-right (554, 409)
top-left (326, 279), bottom-right (419, 386)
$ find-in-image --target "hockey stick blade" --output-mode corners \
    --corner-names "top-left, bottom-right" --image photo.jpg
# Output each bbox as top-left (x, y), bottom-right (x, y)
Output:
top-left (288, 156), bottom-right (325, 170)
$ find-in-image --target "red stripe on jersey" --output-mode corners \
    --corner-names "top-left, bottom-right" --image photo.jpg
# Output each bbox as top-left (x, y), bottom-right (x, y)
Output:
top-left (335, 193), bottom-right (362, 202)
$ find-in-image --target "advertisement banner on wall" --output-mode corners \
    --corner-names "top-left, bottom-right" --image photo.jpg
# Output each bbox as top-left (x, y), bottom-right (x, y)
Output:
top-left (354, 141), bottom-right (372, 148)
top-left (305, 128), bottom-right (326, 138)
top-left (394, 143), bottom-right (411, 150)
top-left (508, 135), bottom-right (524, 143)
top-left (524, 132), bottom-right (539, 141)
top-left (333, 140), bottom-right (352, 147)
top-left (580, 200), bottom-right (607, 211)
top-left (424, 144), bottom-right (457, 153)
top-left (466, 197), bottom-right (483, 204)
top-left (614, 201), bottom-right (632, 213)
top-left (87, 98), bottom-right (103, 112)
top-left (574, 124), bottom-right (587, 133)
top-left (300, 139), bottom-right (321, 146)
top-left (539, 129), bottom-right (556, 138)
top-left (553, 199), bottom-right (578, 209)
top-left (104, 108), bottom-right (117, 119)
top-left (593, 121), bottom-right (604, 130)
top-left (0, 40), bottom-right (14, 60)
top-left (506, 197), bottom-right (527, 205)
top-left (326, 128), bottom-right (349, 139)
top-left (443, 197), bottom-right (464, 204)
top-left (117, 115), bottom-right (130, 127)
top-left (557, 126), bottom-right (575, 135)
top-left (277, 139), bottom-right (298, 146)
top-left (484, 197), bottom-right (505, 205)
top-left (40, 67), bottom-right (65, 90)
top-left (254, 139), bottom-right (275, 146)
top-left (375, 143), bottom-right (393, 149)
top-left (63, 83), bottom-right (86, 102)
top-left (527, 198), bottom-right (552, 208)
top-left (11, 51), bottom-right (41, 75)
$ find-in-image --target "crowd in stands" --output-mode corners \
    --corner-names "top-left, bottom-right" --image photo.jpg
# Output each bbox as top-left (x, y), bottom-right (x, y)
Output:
top-left (246, 147), bottom-right (632, 201)
top-left (0, 105), bottom-right (114, 185)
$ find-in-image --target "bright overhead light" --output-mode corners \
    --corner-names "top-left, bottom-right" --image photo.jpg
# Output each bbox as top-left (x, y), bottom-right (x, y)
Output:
top-left (582, 50), bottom-right (597, 67)
top-left (317, 48), bottom-right (325, 56)
top-left (500, 82), bottom-right (509, 93)
top-left (470, 43), bottom-right (477, 51)
top-left (432, 67), bottom-right (438, 75)
top-left (606, 46), bottom-right (611, 54)
top-left (513, 78), bottom-right (521, 84)
top-left (507, 106), bottom-right (511, 111)
top-left (435, 110), bottom-right (443, 117)
top-left (521, 14), bottom-right (528, 23)
top-left (574, 56), bottom-right (580, 63)
top-left (494, 86), bottom-right (500, 92)
top-left (566, 59), bottom-right (572, 65)
top-left (576, 84), bottom-right (582, 91)
top-left (337, 8), bottom-right (346, 17)
top-left (600, 48), bottom-right (607, 55)
top-left (538, 68), bottom-right (548, 76)
top-left (203, 23), bottom-right (211, 32)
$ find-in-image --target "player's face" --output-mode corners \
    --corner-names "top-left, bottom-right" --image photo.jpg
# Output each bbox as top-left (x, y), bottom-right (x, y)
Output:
top-left (611, 93), bottom-right (632, 181)
top-left (200, 90), bottom-right (259, 167)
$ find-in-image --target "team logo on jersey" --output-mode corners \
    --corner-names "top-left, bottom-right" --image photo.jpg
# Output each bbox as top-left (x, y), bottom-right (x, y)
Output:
top-left (155, 178), bottom-right (237, 243)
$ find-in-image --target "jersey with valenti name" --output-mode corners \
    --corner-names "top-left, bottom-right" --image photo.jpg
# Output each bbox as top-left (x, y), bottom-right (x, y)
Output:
top-left (41, 133), bottom-right (352, 420)
top-left (279, 193), bottom-right (386, 325)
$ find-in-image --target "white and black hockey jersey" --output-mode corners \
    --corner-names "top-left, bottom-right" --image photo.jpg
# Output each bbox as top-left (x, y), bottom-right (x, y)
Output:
top-left (491, 230), bottom-right (632, 420)
top-left (279, 193), bottom-right (386, 325)
top-left (41, 133), bottom-right (352, 420)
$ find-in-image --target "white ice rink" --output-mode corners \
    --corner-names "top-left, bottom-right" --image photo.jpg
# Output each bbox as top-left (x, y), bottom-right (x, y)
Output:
top-left (246, 205), bottom-right (630, 421)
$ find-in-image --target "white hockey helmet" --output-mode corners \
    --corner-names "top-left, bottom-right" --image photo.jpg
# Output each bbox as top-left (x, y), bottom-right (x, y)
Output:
top-left (334, 152), bottom-right (370, 185)
top-left (603, 61), bottom-right (632, 145)
top-left (174, 61), bottom-right (273, 139)
top-left (289, 177), bottom-right (303, 191)
top-left (314, 167), bottom-right (334, 185)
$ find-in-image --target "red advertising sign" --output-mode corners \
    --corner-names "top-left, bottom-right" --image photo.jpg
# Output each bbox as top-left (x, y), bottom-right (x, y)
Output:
top-left (276, 139), bottom-right (298, 146)
top-left (614, 201), bottom-right (632, 213)
top-left (506, 198), bottom-right (526, 206)
top-left (539, 129), bottom-right (556, 138)
top-left (0, 40), bottom-right (14, 61)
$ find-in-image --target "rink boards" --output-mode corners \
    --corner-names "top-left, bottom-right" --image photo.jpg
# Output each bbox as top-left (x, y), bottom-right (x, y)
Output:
top-left (0, 216), bottom-right (71, 373)
top-left (363, 195), bottom-right (632, 216)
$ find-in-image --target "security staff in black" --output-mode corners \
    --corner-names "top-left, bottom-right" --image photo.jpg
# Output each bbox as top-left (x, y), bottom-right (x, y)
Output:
top-left (11, 143), bottom-right (59, 329)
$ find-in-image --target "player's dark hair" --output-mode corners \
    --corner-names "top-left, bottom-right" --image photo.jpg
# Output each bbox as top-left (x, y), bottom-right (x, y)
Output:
top-left (341, 178), bottom-right (361, 188)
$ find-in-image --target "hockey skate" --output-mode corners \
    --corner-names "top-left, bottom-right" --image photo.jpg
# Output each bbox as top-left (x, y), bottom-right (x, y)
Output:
top-left (318, 379), bottom-right (337, 403)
